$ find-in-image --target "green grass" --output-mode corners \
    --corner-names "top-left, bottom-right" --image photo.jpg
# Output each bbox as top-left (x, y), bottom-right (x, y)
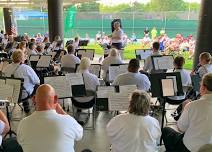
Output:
top-left (75, 42), bottom-right (193, 70)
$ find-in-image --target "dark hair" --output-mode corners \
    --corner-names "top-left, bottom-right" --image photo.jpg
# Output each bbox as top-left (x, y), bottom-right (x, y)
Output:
top-left (28, 42), bottom-right (35, 50)
top-left (36, 45), bottom-right (43, 52)
top-left (200, 52), bottom-right (211, 63)
top-left (128, 59), bottom-right (140, 72)
top-left (67, 45), bottom-right (75, 54)
top-left (202, 73), bottom-right (212, 92)
top-left (152, 42), bottom-right (160, 50)
top-left (74, 37), bottom-right (79, 41)
top-left (174, 56), bottom-right (185, 69)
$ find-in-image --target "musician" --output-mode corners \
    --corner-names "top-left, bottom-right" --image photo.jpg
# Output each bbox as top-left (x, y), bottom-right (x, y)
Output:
top-left (107, 90), bottom-right (161, 152)
top-left (2, 50), bottom-right (40, 113)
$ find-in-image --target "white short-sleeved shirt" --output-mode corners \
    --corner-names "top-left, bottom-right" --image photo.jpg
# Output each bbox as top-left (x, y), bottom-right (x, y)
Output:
top-left (17, 110), bottom-right (83, 152)
top-left (143, 51), bottom-right (160, 73)
top-left (80, 70), bottom-right (100, 92)
top-left (2, 63), bottom-right (40, 95)
top-left (112, 29), bottom-right (124, 43)
top-left (112, 72), bottom-right (151, 91)
top-left (0, 120), bottom-right (5, 145)
top-left (61, 54), bottom-right (80, 68)
top-left (177, 94), bottom-right (212, 152)
top-left (107, 113), bottom-right (161, 152)
top-left (198, 64), bottom-right (212, 78)
top-left (102, 56), bottom-right (123, 79)
top-left (169, 69), bottom-right (192, 100)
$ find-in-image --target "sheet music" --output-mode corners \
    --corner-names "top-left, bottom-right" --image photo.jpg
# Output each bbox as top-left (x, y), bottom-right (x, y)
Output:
top-left (97, 86), bottom-right (115, 98)
top-left (65, 73), bottom-right (84, 86)
top-left (153, 56), bottom-right (174, 70)
top-left (161, 79), bottom-right (175, 97)
top-left (44, 76), bottom-right (72, 98)
top-left (0, 61), bottom-right (9, 72)
top-left (37, 55), bottom-right (51, 68)
top-left (0, 84), bottom-right (14, 100)
top-left (166, 76), bottom-right (178, 93)
top-left (108, 93), bottom-right (130, 111)
top-left (48, 52), bottom-right (57, 59)
top-left (89, 64), bottom-right (101, 78)
top-left (119, 64), bottom-right (128, 74)
top-left (136, 49), bottom-right (152, 60)
top-left (83, 50), bottom-right (94, 60)
top-left (0, 79), bottom-right (5, 85)
top-left (6, 79), bottom-right (21, 103)
top-left (30, 55), bottom-right (40, 62)
top-left (119, 85), bottom-right (137, 95)
top-left (77, 50), bottom-right (85, 55)
top-left (109, 65), bottom-right (120, 81)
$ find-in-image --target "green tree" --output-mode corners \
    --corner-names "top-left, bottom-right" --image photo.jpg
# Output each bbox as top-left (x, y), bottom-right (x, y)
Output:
top-left (145, 0), bottom-right (187, 12)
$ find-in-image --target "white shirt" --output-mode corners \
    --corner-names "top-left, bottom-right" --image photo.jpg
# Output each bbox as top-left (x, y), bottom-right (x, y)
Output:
top-left (17, 110), bottom-right (83, 152)
top-left (143, 51), bottom-right (160, 73)
top-left (107, 113), bottom-right (161, 152)
top-left (2, 63), bottom-right (40, 95)
top-left (80, 69), bottom-right (100, 92)
top-left (177, 94), bottom-right (212, 152)
top-left (61, 54), bottom-right (80, 68)
top-left (28, 49), bottom-right (37, 55)
top-left (112, 72), bottom-right (151, 91)
top-left (0, 120), bottom-right (5, 145)
top-left (198, 64), bottom-right (212, 78)
top-left (112, 29), bottom-right (124, 43)
top-left (169, 69), bottom-right (192, 100)
top-left (102, 56), bottom-right (123, 79)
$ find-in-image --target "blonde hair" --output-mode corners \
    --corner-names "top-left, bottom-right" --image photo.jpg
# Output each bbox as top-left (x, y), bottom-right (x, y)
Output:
top-left (19, 41), bottom-right (26, 50)
top-left (109, 48), bottom-right (118, 57)
top-left (129, 90), bottom-right (150, 116)
top-left (12, 49), bottom-right (24, 63)
top-left (200, 52), bottom-right (211, 63)
top-left (202, 73), bottom-right (212, 92)
top-left (79, 57), bottom-right (91, 70)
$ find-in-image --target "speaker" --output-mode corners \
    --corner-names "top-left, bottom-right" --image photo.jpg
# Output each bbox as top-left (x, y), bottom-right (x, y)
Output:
top-left (111, 19), bottom-right (122, 32)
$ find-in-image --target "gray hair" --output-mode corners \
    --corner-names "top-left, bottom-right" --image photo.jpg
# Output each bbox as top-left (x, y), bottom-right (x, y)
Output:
top-left (129, 90), bottom-right (150, 116)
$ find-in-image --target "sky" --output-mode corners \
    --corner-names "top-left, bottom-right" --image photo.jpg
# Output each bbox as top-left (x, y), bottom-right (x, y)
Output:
top-left (98, 0), bottom-right (201, 6)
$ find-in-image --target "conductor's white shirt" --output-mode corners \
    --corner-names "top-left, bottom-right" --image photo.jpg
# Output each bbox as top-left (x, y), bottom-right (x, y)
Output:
top-left (17, 110), bottom-right (83, 152)
top-left (177, 94), bottom-right (212, 152)
top-left (107, 113), bottom-right (161, 152)
top-left (2, 63), bottom-right (40, 95)
top-left (112, 72), bottom-right (151, 91)
top-left (112, 29), bottom-right (124, 44)
top-left (80, 69), bottom-right (100, 92)
top-left (61, 54), bottom-right (80, 68)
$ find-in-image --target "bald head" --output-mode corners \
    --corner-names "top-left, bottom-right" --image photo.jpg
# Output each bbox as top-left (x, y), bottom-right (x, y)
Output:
top-left (33, 84), bottom-right (58, 111)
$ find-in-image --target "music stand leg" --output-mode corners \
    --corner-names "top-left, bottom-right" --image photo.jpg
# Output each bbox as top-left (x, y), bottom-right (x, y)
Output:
top-left (160, 97), bottom-right (166, 145)
top-left (4, 104), bottom-right (16, 138)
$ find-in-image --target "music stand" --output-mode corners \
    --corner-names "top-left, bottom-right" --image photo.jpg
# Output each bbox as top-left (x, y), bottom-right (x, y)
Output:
top-left (135, 49), bottom-right (152, 61)
top-left (151, 55), bottom-right (174, 73)
top-left (79, 40), bottom-right (89, 47)
top-left (149, 72), bottom-right (184, 145)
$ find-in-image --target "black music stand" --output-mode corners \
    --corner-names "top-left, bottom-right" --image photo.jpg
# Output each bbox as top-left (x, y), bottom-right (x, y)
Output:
top-left (149, 72), bottom-right (184, 145)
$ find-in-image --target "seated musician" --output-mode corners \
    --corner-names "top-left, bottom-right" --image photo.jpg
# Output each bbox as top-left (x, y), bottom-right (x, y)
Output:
top-left (102, 48), bottom-right (123, 81)
top-left (107, 90), bottom-right (161, 152)
top-left (61, 44), bottom-right (80, 69)
top-left (162, 73), bottom-right (212, 152)
top-left (166, 56), bottom-right (192, 105)
top-left (112, 59), bottom-right (150, 91)
top-left (0, 110), bottom-right (10, 146)
top-left (78, 57), bottom-right (100, 92)
top-left (2, 50), bottom-right (40, 113)
top-left (191, 52), bottom-right (212, 78)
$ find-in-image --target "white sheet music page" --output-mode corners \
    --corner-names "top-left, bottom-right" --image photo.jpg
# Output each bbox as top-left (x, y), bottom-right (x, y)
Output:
top-left (158, 56), bottom-right (174, 70)
top-left (119, 85), bottom-right (137, 95)
top-left (97, 86), bottom-right (115, 98)
top-left (89, 64), bottom-right (101, 78)
top-left (0, 79), bottom-right (5, 85)
top-left (118, 64), bottom-right (128, 75)
top-left (161, 79), bottom-right (175, 97)
top-left (83, 51), bottom-right (94, 60)
top-left (65, 73), bottom-right (84, 86)
top-left (30, 55), bottom-right (40, 62)
top-left (6, 79), bottom-right (21, 103)
top-left (166, 76), bottom-right (178, 93)
top-left (0, 84), bottom-right (14, 100)
top-left (44, 76), bottom-right (72, 98)
top-left (37, 56), bottom-right (51, 68)
top-left (109, 66), bottom-right (120, 81)
top-left (109, 93), bottom-right (130, 111)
